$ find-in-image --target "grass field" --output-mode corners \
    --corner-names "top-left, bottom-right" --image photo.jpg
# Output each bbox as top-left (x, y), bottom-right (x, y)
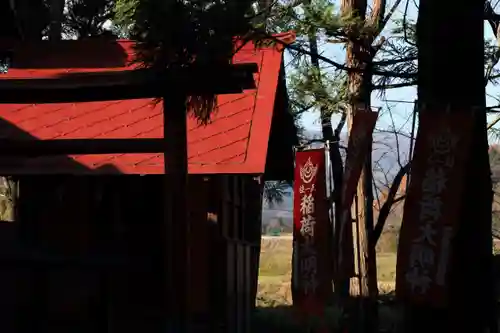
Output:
top-left (257, 235), bottom-right (397, 306)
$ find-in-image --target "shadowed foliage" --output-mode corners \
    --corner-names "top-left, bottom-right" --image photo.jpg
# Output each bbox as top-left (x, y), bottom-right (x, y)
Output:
top-left (113, 0), bottom-right (257, 122)
top-left (263, 181), bottom-right (292, 208)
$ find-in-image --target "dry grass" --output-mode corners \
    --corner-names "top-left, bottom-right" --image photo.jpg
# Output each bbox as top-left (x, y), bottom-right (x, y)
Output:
top-left (257, 233), bottom-right (397, 306)
top-left (257, 236), bottom-right (294, 307)
top-left (254, 233), bottom-right (401, 331)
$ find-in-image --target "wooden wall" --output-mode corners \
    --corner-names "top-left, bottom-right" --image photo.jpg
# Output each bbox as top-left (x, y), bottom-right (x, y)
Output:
top-left (14, 176), bottom-right (167, 333)
top-left (209, 175), bottom-right (263, 333)
top-left (0, 174), bottom-right (263, 333)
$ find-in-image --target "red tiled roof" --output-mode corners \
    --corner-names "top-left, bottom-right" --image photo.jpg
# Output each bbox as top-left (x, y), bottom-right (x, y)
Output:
top-left (0, 37), bottom-right (288, 175)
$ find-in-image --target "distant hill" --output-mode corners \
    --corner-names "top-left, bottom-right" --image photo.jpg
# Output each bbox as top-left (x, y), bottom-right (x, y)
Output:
top-left (303, 129), bottom-right (411, 179)
top-left (261, 129), bottom-right (411, 233)
top-left (262, 193), bottom-right (293, 234)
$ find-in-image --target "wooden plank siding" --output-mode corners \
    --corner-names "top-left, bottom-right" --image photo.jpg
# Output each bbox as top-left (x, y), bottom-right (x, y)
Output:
top-left (216, 175), bottom-right (263, 333)
top-left (0, 174), bottom-right (262, 333)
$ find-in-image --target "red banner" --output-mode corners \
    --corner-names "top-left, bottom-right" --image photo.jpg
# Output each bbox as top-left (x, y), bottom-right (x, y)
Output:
top-left (336, 110), bottom-right (378, 279)
top-left (292, 149), bottom-right (331, 316)
top-left (396, 111), bottom-right (473, 306)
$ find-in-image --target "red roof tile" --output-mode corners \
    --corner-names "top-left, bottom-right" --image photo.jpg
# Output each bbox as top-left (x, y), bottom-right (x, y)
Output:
top-left (0, 38), bottom-right (287, 175)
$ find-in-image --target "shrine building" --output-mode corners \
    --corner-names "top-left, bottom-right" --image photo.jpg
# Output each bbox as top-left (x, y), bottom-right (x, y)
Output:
top-left (0, 34), bottom-right (297, 333)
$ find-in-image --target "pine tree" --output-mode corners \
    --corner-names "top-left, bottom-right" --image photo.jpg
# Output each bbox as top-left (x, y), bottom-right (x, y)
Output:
top-left (256, 1), bottom-right (500, 330)
top-left (256, 1), bottom-right (416, 331)
top-left (263, 181), bottom-right (291, 208)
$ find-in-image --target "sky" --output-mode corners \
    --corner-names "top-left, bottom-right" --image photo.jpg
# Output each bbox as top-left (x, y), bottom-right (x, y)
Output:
top-left (266, 0), bottom-right (500, 213)
top-left (101, 0), bottom-right (500, 144)
top-left (98, 0), bottom-right (500, 181)
top-left (286, 0), bottom-right (500, 147)
top-left (289, 0), bottom-right (417, 136)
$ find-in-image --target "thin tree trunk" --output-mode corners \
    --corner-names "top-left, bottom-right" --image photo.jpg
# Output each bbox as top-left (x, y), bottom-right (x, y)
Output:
top-left (408, 0), bottom-right (492, 331)
top-left (305, 7), bottom-right (349, 307)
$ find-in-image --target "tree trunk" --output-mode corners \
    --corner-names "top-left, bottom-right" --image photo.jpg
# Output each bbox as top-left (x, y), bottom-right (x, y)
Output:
top-left (6, 0), bottom-right (48, 40)
top-left (343, 26), bottom-right (379, 333)
top-left (409, 0), bottom-right (492, 331)
top-left (0, 1), bottom-right (20, 39)
top-left (49, 0), bottom-right (65, 41)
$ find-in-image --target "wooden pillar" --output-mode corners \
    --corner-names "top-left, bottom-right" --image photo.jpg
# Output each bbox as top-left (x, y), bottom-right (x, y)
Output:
top-left (163, 89), bottom-right (189, 333)
top-left (246, 177), bottom-right (264, 311)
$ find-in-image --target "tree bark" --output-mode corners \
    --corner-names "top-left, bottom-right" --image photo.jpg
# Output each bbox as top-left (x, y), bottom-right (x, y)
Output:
top-left (342, 18), bottom-right (379, 333)
top-left (408, 0), bottom-right (492, 331)
top-left (6, 0), bottom-right (48, 40)
top-left (0, 1), bottom-right (20, 39)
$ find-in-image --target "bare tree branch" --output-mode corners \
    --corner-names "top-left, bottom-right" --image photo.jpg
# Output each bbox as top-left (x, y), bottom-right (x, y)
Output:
top-left (372, 162), bottom-right (410, 245)
top-left (263, 32), bottom-right (416, 79)
top-left (372, 81), bottom-right (417, 90)
top-left (373, 56), bottom-right (417, 66)
top-left (373, 0), bottom-right (403, 37)
top-left (334, 108), bottom-right (348, 137)
top-left (387, 106), bottom-right (403, 168)
top-left (488, 114), bottom-right (500, 130)
top-left (402, 0), bottom-right (416, 47)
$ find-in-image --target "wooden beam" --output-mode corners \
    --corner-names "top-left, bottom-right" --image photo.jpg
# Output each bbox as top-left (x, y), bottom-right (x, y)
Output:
top-left (0, 63), bottom-right (258, 104)
top-left (0, 139), bottom-right (164, 156)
